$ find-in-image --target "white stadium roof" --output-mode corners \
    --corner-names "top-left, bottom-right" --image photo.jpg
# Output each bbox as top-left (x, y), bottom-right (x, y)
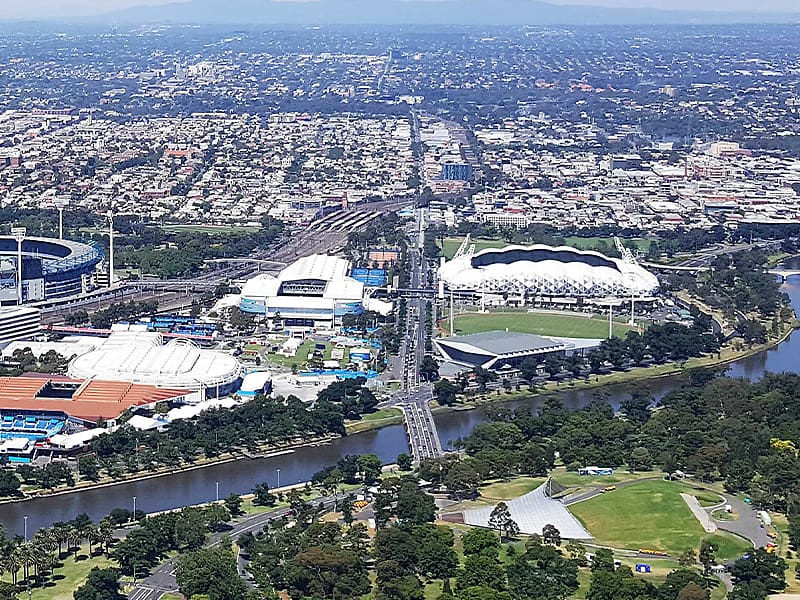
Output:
top-left (68, 333), bottom-right (242, 392)
top-left (241, 254), bottom-right (364, 300)
top-left (438, 244), bottom-right (659, 298)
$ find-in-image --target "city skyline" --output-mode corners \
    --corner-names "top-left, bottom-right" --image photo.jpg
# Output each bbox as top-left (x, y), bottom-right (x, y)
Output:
top-left (0, 0), bottom-right (797, 20)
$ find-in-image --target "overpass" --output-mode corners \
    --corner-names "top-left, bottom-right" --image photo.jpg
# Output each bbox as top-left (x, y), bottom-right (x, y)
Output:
top-left (640, 262), bottom-right (710, 273)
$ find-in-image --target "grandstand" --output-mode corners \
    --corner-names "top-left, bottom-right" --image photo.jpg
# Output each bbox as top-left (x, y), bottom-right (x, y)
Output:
top-left (0, 236), bottom-right (102, 303)
top-left (438, 242), bottom-right (659, 303)
top-left (0, 411), bottom-right (66, 442)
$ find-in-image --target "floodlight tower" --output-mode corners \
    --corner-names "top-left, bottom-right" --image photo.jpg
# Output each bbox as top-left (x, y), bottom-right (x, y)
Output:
top-left (107, 210), bottom-right (115, 286)
top-left (54, 198), bottom-right (69, 240)
top-left (10, 226), bottom-right (26, 305)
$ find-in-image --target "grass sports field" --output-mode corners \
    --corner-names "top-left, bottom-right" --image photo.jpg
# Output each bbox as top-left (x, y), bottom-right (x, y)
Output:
top-left (570, 480), bottom-right (752, 558)
top-left (441, 236), bottom-right (650, 260)
top-left (441, 311), bottom-right (637, 338)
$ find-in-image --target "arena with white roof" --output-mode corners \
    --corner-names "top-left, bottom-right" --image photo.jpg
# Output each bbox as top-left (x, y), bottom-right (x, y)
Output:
top-left (67, 331), bottom-right (242, 396)
top-left (239, 254), bottom-right (391, 330)
top-left (439, 242), bottom-right (659, 300)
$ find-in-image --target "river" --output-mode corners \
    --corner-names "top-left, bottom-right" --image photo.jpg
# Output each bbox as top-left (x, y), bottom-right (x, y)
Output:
top-left (3, 271), bottom-right (800, 537)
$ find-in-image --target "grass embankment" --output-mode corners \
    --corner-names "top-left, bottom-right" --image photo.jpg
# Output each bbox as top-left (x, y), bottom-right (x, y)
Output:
top-left (440, 310), bottom-right (638, 339)
top-left (345, 408), bottom-right (404, 434)
top-left (570, 480), bottom-right (751, 559)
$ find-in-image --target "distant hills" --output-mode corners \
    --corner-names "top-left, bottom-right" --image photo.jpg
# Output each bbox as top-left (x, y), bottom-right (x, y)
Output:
top-left (102, 0), bottom-right (800, 26)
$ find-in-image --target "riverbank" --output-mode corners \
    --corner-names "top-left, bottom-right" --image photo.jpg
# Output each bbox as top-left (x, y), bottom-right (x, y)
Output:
top-left (0, 435), bottom-right (337, 506)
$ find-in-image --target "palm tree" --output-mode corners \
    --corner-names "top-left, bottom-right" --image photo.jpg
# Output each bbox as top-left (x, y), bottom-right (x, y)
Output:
top-left (97, 518), bottom-right (115, 557)
top-left (33, 529), bottom-right (58, 576)
top-left (6, 547), bottom-right (21, 586)
top-left (51, 522), bottom-right (69, 558)
top-left (66, 526), bottom-right (81, 556)
top-left (15, 543), bottom-right (33, 584)
top-left (86, 524), bottom-right (100, 556)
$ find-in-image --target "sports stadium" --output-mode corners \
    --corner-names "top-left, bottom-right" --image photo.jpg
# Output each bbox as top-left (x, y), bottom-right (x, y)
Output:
top-left (0, 236), bottom-right (103, 303)
top-left (239, 254), bottom-right (392, 331)
top-left (438, 243), bottom-right (659, 300)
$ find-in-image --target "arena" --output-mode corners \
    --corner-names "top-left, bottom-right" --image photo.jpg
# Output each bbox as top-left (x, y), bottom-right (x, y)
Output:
top-left (239, 254), bottom-right (392, 331)
top-left (0, 236), bottom-right (103, 303)
top-left (438, 244), bottom-right (659, 301)
top-left (67, 331), bottom-right (242, 397)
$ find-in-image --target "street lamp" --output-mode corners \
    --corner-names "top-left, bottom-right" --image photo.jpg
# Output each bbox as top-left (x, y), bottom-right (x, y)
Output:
top-left (23, 515), bottom-right (28, 541)
top-left (11, 226), bottom-right (25, 305)
top-left (215, 481), bottom-right (219, 502)
top-left (276, 468), bottom-right (281, 489)
top-left (132, 496), bottom-right (137, 522)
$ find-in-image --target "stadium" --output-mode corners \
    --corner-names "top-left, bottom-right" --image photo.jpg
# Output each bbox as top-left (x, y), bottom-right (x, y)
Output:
top-left (239, 254), bottom-right (392, 331)
top-left (0, 236), bottom-right (103, 303)
top-left (438, 243), bottom-right (659, 301)
top-left (67, 331), bottom-right (242, 396)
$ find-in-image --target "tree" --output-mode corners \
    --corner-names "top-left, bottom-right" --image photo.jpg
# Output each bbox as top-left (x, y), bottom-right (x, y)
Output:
top-left (629, 447), bottom-right (654, 472)
top-left (456, 554), bottom-right (507, 592)
top-left (731, 549), bottom-right (786, 593)
top-left (252, 482), bottom-right (276, 507)
top-left (729, 581), bottom-right (770, 600)
top-left (375, 560), bottom-right (424, 600)
top-left (542, 524), bottom-right (562, 546)
top-left (0, 470), bottom-right (20, 497)
top-left (698, 539), bottom-right (718, 576)
top-left (508, 543), bottom-right (579, 600)
top-left (223, 494), bottom-right (242, 517)
top-left (488, 502), bottom-right (518, 541)
top-left (357, 453), bottom-right (383, 484)
top-left (73, 567), bottom-right (125, 600)
top-left (678, 548), bottom-right (697, 567)
top-left (176, 544), bottom-right (247, 600)
top-left (461, 528), bottom-right (500, 558)
top-left (396, 453), bottom-right (413, 471)
top-left (678, 582), bottom-right (709, 600)
top-left (591, 548), bottom-right (615, 572)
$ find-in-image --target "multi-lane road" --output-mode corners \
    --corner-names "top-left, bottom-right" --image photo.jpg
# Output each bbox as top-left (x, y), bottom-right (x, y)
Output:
top-left (393, 208), bottom-right (444, 462)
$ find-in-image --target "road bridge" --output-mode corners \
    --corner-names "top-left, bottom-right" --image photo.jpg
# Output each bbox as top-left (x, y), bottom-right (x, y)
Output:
top-left (768, 269), bottom-right (800, 282)
top-left (397, 384), bottom-right (443, 462)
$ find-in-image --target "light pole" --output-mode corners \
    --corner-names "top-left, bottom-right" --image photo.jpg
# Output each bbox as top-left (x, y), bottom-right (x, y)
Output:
top-left (132, 496), bottom-right (137, 522)
top-left (11, 226), bottom-right (25, 305)
top-left (23, 515), bottom-right (28, 541)
top-left (107, 210), bottom-right (115, 286)
top-left (276, 468), bottom-right (281, 489)
top-left (54, 198), bottom-right (69, 240)
top-left (215, 481), bottom-right (219, 502)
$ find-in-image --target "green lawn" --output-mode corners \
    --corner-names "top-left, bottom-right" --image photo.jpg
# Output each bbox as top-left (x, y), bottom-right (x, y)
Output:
top-left (442, 311), bottom-right (637, 339)
top-left (551, 469), bottom-right (661, 487)
top-left (1, 544), bottom-right (115, 600)
top-left (705, 531), bottom-right (752, 562)
top-left (441, 236), bottom-right (651, 260)
top-left (479, 477), bottom-right (546, 500)
top-left (692, 490), bottom-right (724, 507)
top-left (570, 480), bottom-right (707, 555)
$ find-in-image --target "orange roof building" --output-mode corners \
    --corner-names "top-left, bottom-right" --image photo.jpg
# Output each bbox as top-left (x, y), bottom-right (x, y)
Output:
top-left (0, 376), bottom-right (192, 422)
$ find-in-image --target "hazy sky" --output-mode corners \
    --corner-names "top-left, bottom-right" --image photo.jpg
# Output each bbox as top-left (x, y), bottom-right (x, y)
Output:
top-left (0, 0), bottom-right (797, 19)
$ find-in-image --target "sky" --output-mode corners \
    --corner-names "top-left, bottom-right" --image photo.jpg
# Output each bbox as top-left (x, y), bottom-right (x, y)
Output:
top-left (0, 0), bottom-right (797, 19)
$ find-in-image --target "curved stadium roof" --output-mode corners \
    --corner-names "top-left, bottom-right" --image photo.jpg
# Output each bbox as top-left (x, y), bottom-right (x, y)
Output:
top-left (438, 244), bottom-right (659, 298)
top-left (68, 335), bottom-right (242, 392)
